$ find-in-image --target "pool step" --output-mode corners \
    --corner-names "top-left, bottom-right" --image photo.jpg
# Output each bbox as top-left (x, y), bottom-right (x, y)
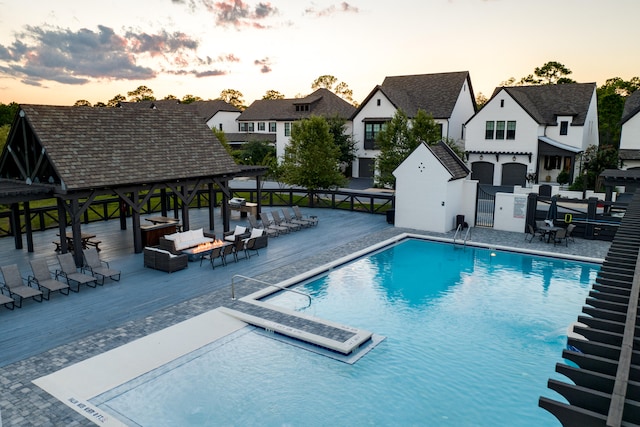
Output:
top-left (220, 300), bottom-right (373, 355)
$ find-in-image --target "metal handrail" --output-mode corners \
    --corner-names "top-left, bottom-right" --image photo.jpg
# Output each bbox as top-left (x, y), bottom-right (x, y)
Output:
top-left (453, 223), bottom-right (463, 244)
top-left (463, 226), bottom-right (472, 246)
top-left (231, 274), bottom-right (312, 308)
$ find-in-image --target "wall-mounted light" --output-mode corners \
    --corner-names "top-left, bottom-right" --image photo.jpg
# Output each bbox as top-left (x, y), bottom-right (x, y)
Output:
top-left (512, 156), bottom-right (517, 162)
top-left (479, 154), bottom-right (483, 160)
top-left (441, 201), bottom-right (445, 206)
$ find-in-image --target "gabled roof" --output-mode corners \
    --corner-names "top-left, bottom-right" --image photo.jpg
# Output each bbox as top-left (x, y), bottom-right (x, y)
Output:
top-left (621, 90), bottom-right (640, 125)
top-left (491, 83), bottom-right (596, 126)
top-left (238, 88), bottom-right (356, 121)
top-left (0, 105), bottom-right (239, 191)
top-left (353, 71), bottom-right (475, 120)
top-left (119, 99), bottom-right (241, 123)
top-left (427, 141), bottom-right (470, 180)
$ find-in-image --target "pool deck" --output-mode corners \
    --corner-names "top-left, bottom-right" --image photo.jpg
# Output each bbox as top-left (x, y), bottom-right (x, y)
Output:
top-left (0, 207), bottom-right (611, 426)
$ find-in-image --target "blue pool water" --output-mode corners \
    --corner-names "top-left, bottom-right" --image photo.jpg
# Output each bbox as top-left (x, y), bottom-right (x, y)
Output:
top-left (96, 239), bottom-right (599, 426)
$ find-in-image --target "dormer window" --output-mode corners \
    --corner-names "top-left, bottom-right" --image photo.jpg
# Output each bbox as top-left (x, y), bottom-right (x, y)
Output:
top-left (560, 121), bottom-right (568, 135)
top-left (295, 104), bottom-right (310, 112)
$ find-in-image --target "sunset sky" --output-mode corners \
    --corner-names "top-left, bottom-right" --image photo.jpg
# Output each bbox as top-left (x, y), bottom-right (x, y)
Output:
top-left (0, 0), bottom-right (638, 106)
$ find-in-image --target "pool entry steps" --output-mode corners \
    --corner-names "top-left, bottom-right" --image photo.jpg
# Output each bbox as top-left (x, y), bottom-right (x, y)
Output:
top-left (220, 299), bottom-right (376, 358)
top-left (539, 191), bottom-right (640, 427)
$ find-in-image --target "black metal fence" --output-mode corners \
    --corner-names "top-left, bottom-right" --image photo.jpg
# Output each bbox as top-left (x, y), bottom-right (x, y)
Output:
top-left (0, 187), bottom-right (395, 238)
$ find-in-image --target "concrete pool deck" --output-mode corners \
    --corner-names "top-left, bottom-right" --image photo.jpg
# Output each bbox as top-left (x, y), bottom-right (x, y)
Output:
top-left (0, 211), bottom-right (611, 426)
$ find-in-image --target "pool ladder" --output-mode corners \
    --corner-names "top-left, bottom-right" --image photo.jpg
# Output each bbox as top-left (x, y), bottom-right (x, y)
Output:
top-left (231, 274), bottom-right (312, 308)
top-left (453, 224), bottom-right (471, 247)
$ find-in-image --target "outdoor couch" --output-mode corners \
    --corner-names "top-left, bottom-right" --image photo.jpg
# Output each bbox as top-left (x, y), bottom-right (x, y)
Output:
top-left (159, 228), bottom-right (214, 254)
top-left (143, 246), bottom-right (188, 273)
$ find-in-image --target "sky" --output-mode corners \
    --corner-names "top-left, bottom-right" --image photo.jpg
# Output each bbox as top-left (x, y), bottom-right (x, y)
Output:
top-left (0, 0), bottom-right (638, 107)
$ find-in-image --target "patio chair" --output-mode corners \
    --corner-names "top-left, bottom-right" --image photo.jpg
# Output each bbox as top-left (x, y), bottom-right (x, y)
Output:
top-left (232, 239), bottom-right (248, 262)
top-left (0, 288), bottom-right (14, 310)
top-left (56, 252), bottom-right (98, 292)
top-left (249, 214), bottom-right (278, 237)
top-left (28, 258), bottom-right (70, 299)
top-left (566, 224), bottom-right (576, 243)
top-left (525, 224), bottom-right (545, 243)
top-left (271, 210), bottom-right (301, 232)
top-left (262, 212), bottom-right (289, 235)
top-left (220, 244), bottom-right (235, 265)
top-left (200, 245), bottom-right (224, 269)
top-left (292, 206), bottom-right (318, 226)
top-left (223, 225), bottom-right (250, 243)
top-left (553, 228), bottom-right (568, 247)
top-left (82, 248), bottom-right (121, 285)
top-left (282, 208), bottom-right (310, 228)
top-left (245, 231), bottom-right (269, 258)
top-left (0, 264), bottom-right (43, 308)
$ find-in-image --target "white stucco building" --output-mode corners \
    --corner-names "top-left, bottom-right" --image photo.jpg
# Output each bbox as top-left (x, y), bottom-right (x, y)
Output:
top-left (619, 90), bottom-right (640, 170)
top-left (393, 142), bottom-right (476, 233)
top-left (351, 71), bottom-right (477, 179)
top-left (464, 83), bottom-right (599, 186)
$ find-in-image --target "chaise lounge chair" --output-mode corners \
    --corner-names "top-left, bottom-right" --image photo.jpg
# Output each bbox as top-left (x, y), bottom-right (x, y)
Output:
top-left (248, 213), bottom-right (278, 237)
top-left (282, 208), bottom-right (310, 228)
top-left (271, 210), bottom-right (301, 232)
top-left (262, 212), bottom-right (289, 236)
top-left (82, 248), bottom-right (121, 285)
top-left (0, 264), bottom-right (43, 307)
top-left (0, 288), bottom-right (14, 310)
top-left (56, 252), bottom-right (98, 292)
top-left (28, 258), bottom-right (70, 299)
top-left (292, 206), bottom-right (318, 227)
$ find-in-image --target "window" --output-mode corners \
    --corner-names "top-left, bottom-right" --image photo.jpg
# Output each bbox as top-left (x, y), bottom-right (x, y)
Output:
top-left (377, 99), bottom-right (381, 106)
top-left (219, 123), bottom-right (223, 131)
top-left (239, 122), bottom-right (248, 132)
top-left (247, 122), bottom-right (254, 132)
top-left (269, 122), bottom-right (276, 132)
top-left (295, 104), bottom-right (309, 112)
top-left (495, 121), bottom-right (505, 139)
top-left (506, 121), bottom-right (516, 139)
top-left (500, 99), bottom-right (504, 108)
top-left (485, 121), bottom-right (494, 139)
top-left (258, 122), bottom-right (265, 131)
top-left (437, 123), bottom-right (443, 138)
top-left (284, 122), bottom-right (291, 137)
top-left (560, 121), bottom-right (568, 135)
top-left (364, 121), bottom-right (387, 149)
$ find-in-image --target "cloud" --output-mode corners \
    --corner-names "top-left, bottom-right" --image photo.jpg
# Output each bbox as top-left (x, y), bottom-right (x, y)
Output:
top-left (0, 24), bottom-right (209, 85)
top-left (173, 0), bottom-right (278, 29)
top-left (254, 57), bottom-right (272, 73)
top-left (304, 2), bottom-right (359, 17)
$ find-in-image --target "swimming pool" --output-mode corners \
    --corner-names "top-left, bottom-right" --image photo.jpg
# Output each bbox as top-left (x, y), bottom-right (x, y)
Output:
top-left (93, 238), bottom-right (599, 426)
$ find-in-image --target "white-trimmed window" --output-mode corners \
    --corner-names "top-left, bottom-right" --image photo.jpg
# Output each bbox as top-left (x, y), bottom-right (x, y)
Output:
top-left (284, 122), bottom-right (291, 137)
top-left (258, 122), bottom-right (265, 131)
top-left (269, 122), bottom-right (276, 132)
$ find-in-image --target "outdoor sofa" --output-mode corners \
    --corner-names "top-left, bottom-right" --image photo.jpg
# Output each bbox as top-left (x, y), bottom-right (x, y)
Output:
top-left (158, 228), bottom-right (214, 254)
top-left (143, 246), bottom-right (188, 273)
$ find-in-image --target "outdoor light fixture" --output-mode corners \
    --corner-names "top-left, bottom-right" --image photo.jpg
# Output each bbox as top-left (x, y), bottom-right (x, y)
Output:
top-left (512, 156), bottom-right (517, 161)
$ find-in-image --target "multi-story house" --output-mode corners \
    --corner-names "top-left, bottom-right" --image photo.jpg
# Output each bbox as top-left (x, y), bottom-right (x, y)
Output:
top-left (350, 71), bottom-right (476, 178)
top-left (237, 88), bottom-right (356, 160)
top-left (619, 90), bottom-right (640, 170)
top-left (464, 83), bottom-right (599, 186)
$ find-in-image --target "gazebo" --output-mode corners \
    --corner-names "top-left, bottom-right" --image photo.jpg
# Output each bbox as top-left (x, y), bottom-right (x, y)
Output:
top-left (0, 104), bottom-right (265, 265)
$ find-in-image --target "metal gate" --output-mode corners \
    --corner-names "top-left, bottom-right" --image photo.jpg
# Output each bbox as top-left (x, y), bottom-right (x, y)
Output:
top-left (476, 184), bottom-right (496, 227)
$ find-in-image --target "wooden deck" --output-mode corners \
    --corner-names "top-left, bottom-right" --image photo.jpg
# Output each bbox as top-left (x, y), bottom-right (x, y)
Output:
top-left (0, 207), bottom-right (394, 367)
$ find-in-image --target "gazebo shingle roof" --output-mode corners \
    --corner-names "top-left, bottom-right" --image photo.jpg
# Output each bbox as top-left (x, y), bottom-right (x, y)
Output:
top-left (19, 105), bottom-right (240, 190)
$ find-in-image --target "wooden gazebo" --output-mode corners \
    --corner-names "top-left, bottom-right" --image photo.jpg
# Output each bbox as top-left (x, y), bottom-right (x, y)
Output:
top-left (0, 104), bottom-right (264, 264)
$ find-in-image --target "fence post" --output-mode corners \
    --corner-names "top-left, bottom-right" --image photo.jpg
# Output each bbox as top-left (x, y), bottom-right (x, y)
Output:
top-left (525, 193), bottom-right (538, 233)
top-left (585, 197), bottom-right (598, 240)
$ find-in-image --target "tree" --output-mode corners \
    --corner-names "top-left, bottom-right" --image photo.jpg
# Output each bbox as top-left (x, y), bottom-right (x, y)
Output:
top-left (326, 115), bottom-right (356, 175)
top-left (597, 77), bottom-right (640, 147)
top-left (181, 94), bottom-right (202, 104)
top-left (107, 94), bottom-right (126, 107)
top-left (73, 100), bottom-right (92, 107)
top-left (375, 109), bottom-right (443, 188)
top-left (517, 61), bottom-right (576, 85)
top-left (127, 85), bottom-right (155, 102)
top-left (0, 102), bottom-right (18, 126)
top-left (237, 140), bottom-right (276, 165)
top-left (218, 89), bottom-right (246, 110)
top-left (280, 116), bottom-right (345, 191)
top-left (164, 94), bottom-right (178, 100)
top-left (475, 92), bottom-right (488, 110)
top-left (571, 144), bottom-right (620, 191)
top-left (311, 75), bottom-right (356, 105)
top-left (262, 90), bottom-right (285, 100)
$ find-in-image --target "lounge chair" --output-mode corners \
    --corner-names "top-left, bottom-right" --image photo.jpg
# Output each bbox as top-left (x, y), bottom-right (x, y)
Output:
top-left (292, 206), bottom-right (318, 226)
top-left (249, 213), bottom-right (278, 237)
top-left (200, 245), bottom-right (224, 269)
top-left (56, 253), bottom-right (98, 291)
top-left (28, 258), bottom-right (70, 299)
top-left (0, 288), bottom-right (14, 310)
top-left (0, 264), bottom-right (43, 307)
top-left (82, 248), bottom-right (121, 285)
top-left (262, 212), bottom-right (289, 235)
top-left (282, 208), bottom-right (310, 228)
top-left (271, 210), bottom-right (301, 232)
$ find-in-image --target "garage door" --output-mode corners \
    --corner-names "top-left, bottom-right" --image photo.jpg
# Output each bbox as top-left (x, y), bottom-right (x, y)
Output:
top-left (501, 163), bottom-right (527, 186)
top-left (471, 162), bottom-right (494, 185)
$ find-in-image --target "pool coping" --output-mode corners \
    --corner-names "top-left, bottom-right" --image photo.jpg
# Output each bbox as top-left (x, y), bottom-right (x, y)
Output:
top-left (31, 233), bottom-right (603, 426)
